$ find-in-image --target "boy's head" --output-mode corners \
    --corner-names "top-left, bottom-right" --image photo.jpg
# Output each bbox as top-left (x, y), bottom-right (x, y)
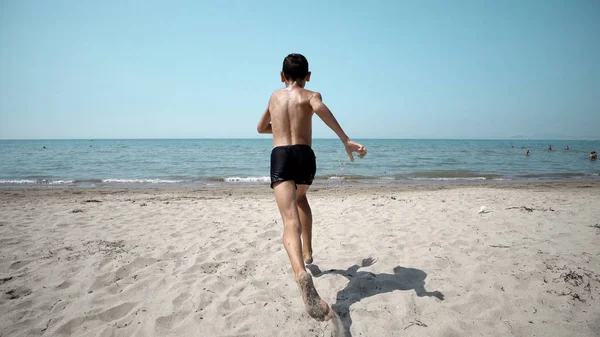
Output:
top-left (281, 53), bottom-right (311, 84)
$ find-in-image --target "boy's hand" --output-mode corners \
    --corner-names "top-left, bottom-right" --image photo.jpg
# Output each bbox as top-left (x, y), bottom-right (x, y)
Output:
top-left (344, 140), bottom-right (367, 162)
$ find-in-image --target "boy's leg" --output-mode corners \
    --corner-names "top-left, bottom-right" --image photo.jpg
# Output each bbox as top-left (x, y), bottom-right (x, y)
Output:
top-left (296, 184), bottom-right (313, 264)
top-left (273, 180), bottom-right (333, 321)
top-left (272, 180), bottom-right (305, 278)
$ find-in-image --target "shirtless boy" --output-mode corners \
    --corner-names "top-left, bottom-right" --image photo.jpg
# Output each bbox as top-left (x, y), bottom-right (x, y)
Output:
top-left (257, 54), bottom-right (367, 321)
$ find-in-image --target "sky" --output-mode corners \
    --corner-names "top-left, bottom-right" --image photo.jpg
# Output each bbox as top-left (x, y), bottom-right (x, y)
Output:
top-left (0, 0), bottom-right (599, 140)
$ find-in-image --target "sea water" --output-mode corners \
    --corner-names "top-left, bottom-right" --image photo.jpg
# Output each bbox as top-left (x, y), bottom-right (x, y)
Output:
top-left (0, 139), bottom-right (598, 187)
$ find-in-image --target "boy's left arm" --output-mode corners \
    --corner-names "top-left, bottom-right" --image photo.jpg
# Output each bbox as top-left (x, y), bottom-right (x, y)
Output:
top-left (257, 106), bottom-right (272, 134)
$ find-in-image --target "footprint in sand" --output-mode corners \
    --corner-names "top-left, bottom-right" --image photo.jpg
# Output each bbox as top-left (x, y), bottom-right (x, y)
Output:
top-left (10, 260), bottom-right (32, 270)
top-left (54, 302), bottom-right (136, 336)
top-left (55, 280), bottom-right (72, 290)
top-left (4, 286), bottom-right (32, 300)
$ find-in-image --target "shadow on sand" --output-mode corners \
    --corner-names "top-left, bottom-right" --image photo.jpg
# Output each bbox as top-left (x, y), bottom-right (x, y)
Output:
top-left (307, 258), bottom-right (444, 337)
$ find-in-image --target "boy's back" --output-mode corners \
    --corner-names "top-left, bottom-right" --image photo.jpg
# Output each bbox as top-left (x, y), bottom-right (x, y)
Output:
top-left (268, 86), bottom-right (316, 147)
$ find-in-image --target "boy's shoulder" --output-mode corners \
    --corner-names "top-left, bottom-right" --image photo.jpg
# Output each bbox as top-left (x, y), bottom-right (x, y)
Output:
top-left (271, 88), bottom-right (320, 96)
top-left (270, 87), bottom-right (320, 98)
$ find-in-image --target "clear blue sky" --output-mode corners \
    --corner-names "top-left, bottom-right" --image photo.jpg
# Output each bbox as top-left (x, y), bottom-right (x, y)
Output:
top-left (1, 0), bottom-right (598, 140)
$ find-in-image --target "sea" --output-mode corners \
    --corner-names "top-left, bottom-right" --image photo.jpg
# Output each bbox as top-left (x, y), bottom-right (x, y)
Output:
top-left (0, 139), bottom-right (598, 188)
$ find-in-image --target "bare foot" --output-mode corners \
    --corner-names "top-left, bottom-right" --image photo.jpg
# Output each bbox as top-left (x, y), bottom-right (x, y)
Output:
top-left (303, 251), bottom-right (313, 265)
top-left (297, 271), bottom-right (333, 321)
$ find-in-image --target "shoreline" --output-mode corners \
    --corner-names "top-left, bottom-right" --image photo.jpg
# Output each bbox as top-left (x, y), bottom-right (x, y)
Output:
top-left (3, 176), bottom-right (598, 194)
top-left (1, 180), bottom-right (599, 195)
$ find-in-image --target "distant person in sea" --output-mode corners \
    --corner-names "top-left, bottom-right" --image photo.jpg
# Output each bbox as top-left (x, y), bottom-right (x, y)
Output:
top-left (565, 146), bottom-right (569, 150)
top-left (526, 148), bottom-right (530, 156)
top-left (548, 145), bottom-right (552, 152)
top-left (42, 146), bottom-right (46, 149)
top-left (591, 151), bottom-right (597, 160)
top-left (257, 53), bottom-right (367, 322)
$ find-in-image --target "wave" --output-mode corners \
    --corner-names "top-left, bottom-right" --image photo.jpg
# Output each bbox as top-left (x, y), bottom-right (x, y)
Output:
top-left (223, 176), bottom-right (270, 183)
top-left (321, 175), bottom-right (365, 180)
top-left (0, 179), bottom-right (38, 184)
top-left (324, 175), bottom-right (398, 181)
top-left (0, 178), bottom-right (182, 185)
top-left (405, 170), bottom-right (502, 180)
top-left (408, 177), bottom-right (488, 181)
top-left (101, 179), bottom-right (185, 184)
top-left (0, 179), bottom-right (74, 185)
top-left (516, 173), bottom-right (596, 179)
top-left (49, 180), bottom-right (75, 185)
top-left (320, 172), bottom-right (495, 181)
top-left (317, 171), bottom-right (600, 182)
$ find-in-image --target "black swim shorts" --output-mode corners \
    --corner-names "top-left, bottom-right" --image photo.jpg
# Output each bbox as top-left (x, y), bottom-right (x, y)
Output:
top-left (270, 144), bottom-right (316, 188)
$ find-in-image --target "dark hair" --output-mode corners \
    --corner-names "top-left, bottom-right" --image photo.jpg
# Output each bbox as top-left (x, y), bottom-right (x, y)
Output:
top-left (282, 53), bottom-right (309, 81)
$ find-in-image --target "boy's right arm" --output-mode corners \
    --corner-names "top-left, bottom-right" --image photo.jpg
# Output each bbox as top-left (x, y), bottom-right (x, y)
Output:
top-left (310, 92), bottom-right (367, 161)
top-left (257, 106), bottom-right (272, 134)
top-left (257, 95), bottom-right (273, 134)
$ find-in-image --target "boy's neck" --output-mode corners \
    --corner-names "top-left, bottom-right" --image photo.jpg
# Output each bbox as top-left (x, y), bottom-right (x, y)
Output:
top-left (285, 81), bottom-right (306, 89)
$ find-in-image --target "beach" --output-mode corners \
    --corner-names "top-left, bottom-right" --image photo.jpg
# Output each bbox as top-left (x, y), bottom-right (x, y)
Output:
top-left (1, 182), bottom-right (599, 337)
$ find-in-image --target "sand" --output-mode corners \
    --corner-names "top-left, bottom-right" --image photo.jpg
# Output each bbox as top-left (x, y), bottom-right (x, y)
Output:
top-left (1, 182), bottom-right (599, 337)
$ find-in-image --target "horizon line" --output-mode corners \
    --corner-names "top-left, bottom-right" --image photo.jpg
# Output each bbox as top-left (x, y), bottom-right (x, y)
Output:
top-left (1, 137), bottom-right (598, 141)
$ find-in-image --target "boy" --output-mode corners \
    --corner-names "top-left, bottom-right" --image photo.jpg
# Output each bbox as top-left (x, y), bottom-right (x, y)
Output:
top-left (257, 54), bottom-right (367, 321)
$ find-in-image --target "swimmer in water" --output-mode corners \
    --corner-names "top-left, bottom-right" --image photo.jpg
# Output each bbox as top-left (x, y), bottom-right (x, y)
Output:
top-left (591, 151), bottom-right (597, 160)
top-left (526, 148), bottom-right (530, 157)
